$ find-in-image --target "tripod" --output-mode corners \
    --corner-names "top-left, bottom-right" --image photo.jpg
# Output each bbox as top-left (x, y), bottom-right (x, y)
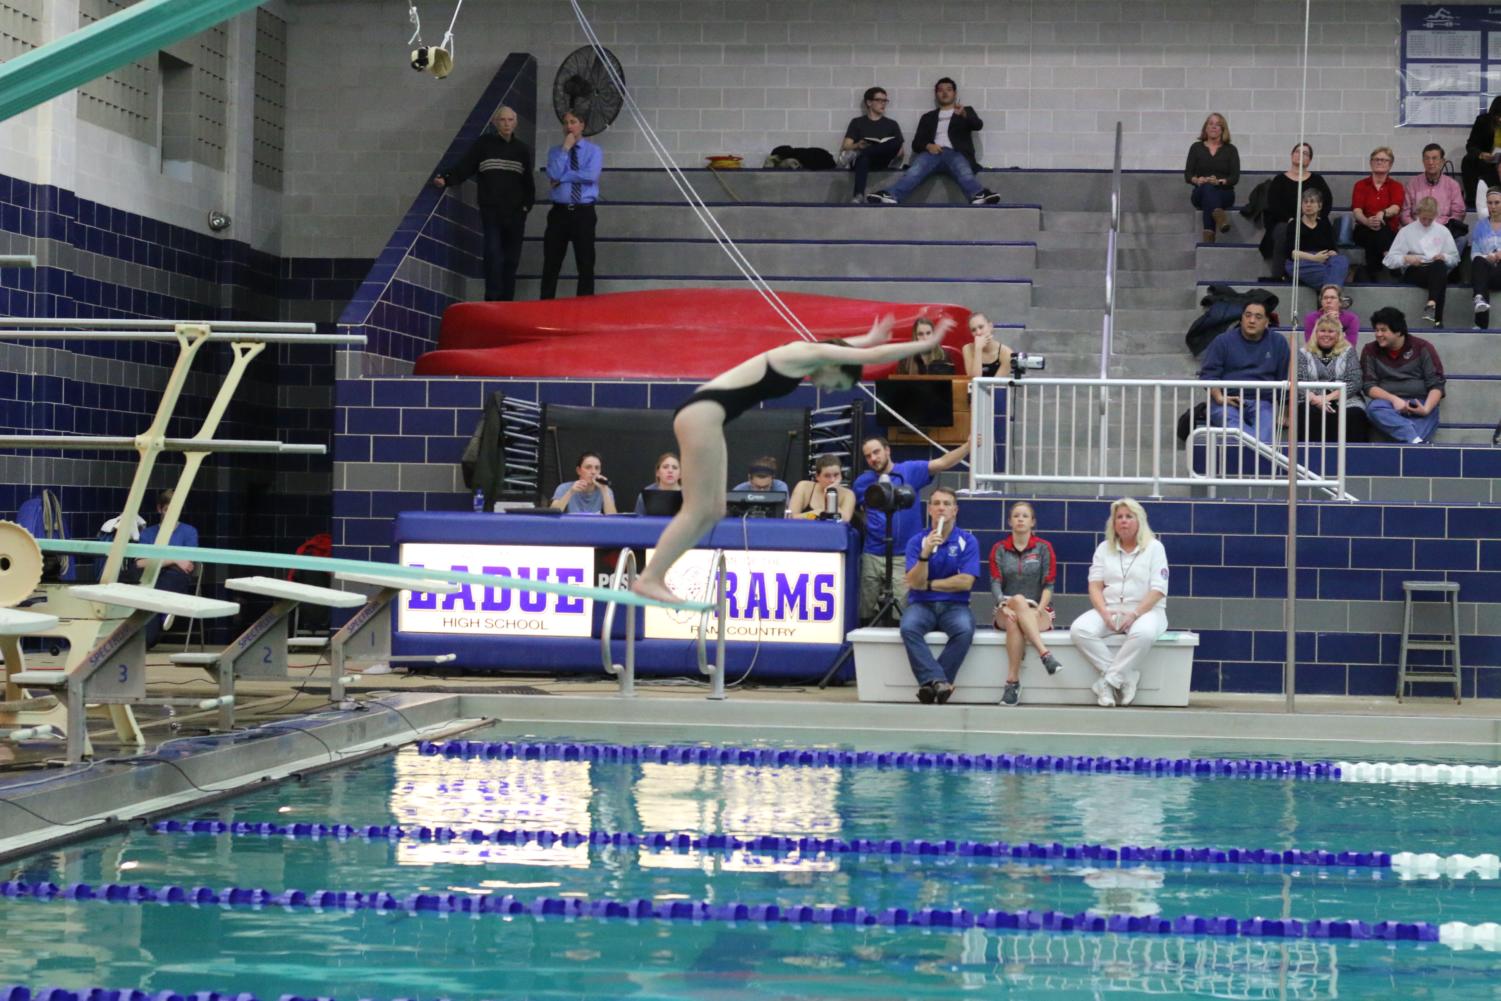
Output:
top-left (817, 514), bottom-right (901, 688)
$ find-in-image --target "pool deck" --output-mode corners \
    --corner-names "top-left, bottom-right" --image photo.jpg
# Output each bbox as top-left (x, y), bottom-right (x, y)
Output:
top-left (0, 651), bottom-right (1497, 862)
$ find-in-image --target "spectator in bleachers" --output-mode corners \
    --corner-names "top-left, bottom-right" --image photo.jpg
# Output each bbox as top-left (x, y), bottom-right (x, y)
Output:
top-left (1284, 189), bottom-right (1349, 290)
top-left (1198, 301), bottom-right (1289, 445)
top-left (1361, 306), bottom-right (1446, 444)
top-left (541, 111), bottom-right (601, 300)
top-left (1461, 96), bottom-right (1501, 210)
top-left (865, 77), bottom-right (1001, 206)
top-left (961, 311), bottom-right (1015, 377)
top-left (1351, 147), bottom-right (1404, 282)
top-left (788, 454), bottom-right (857, 521)
top-left (896, 317), bottom-right (956, 374)
top-left (1383, 196), bottom-right (1459, 327)
top-left (899, 487), bottom-right (979, 704)
top-left (1400, 144), bottom-right (1466, 237)
top-left (434, 106), bottom-right (534, 302)
top-left (551, 451), bottom-right (617, 513)
top-left (1296, 315), bottom-right (1369, 443)
top-left (989, 500), bottom-right (1061, 707)
top-left (1470, 188), bottom-right (1501, 329)
top-left (1069, 498), bottom-right (1169, 709)
top-left (1184, 113), bottom-right (1239, 244)
top-left (1259, 143), bottom-right (1333, 272)
top-left (732, 455), bottom-right (790, 494)
top-left (1302, 283), bottom-right (1358, 347)
top-left (633, 452), bottom-right (681, 514)
top-left (841, 87), bottom-right (904, 204)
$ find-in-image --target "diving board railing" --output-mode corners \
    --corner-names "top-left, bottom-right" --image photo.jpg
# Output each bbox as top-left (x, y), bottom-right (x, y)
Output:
top-left (969, 377), bottom-right (1352, 499)
top-left (696, 551), bottom-right (729, 701)
top-left (600, 547), bottom-right (728, 700)
top-left (601, 549), bottom-right (639, 696)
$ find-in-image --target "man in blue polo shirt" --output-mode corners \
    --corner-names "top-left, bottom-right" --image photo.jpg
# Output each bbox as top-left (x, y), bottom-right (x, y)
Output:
top-left (898, 487), bottom-right (979, 704)
top-left (852, 434), bottom-right (971, 622)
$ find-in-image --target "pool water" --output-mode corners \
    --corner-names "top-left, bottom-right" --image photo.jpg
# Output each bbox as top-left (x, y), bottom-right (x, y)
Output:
top-left (3, 725), bottom-right (1500, 1001)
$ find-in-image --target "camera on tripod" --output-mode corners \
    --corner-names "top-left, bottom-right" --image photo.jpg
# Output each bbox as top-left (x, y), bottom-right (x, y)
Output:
top-left (1010, 352), bottom-right (1046, 378)
top-left (863, 478), bottom-right (917, 514)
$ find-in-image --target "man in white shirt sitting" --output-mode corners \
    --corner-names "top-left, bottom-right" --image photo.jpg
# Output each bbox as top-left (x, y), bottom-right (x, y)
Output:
top-left (867, 77), bottom-right (1001, 207)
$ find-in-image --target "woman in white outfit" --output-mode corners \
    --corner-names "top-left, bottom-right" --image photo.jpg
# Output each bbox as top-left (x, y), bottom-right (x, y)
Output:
top-left (1069, 498), bottom-right (1169, 707)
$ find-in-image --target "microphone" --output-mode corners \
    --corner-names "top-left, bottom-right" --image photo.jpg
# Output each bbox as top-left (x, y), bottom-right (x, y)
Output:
top-left (935, 517), bottom-right (947, 537)
top-left (594, 475), bottom-right (610, 486)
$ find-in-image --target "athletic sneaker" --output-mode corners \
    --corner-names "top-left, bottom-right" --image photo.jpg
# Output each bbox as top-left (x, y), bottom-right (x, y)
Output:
top-left (1118, 675), bottom-right (1139, 706)
top-left (917, 681), bottom-right (937, 704)
top-left (1000, 681), bottom-right (1020, 706)
top-left (1091, 678), bottom-right (1117, 708)
top-left (1475, 294), bottom-right (1490, 314)
top-left (1040, 651), bottom-right (1062, 675)
top-left (866, 191), bottom-right (897, 205)
top-left (1422, 302), bottom-right (1436, 324)
top-left (851, 195), bottom-right (866, 204)
top-left (934, 681), bottom-right (955, 704)
top-left (970, 188), bottom-right (1002, 206)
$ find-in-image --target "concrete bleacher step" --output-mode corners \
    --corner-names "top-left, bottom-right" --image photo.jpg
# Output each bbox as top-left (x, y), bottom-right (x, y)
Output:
top-left (1041, 267), bottom-right (1195, 289)
top-left (516, 238), bottom-right (1037, 280)
top-left (513, 277), bottom-right (1032, 311)
top-left (596, 203), bottom-right (1041, 242)
top-left (1034, 230), bottom-right (1168, 251)
top-left (1029, 306), bottom-right (1201, 335)
top-left (1046, 210), bottom-right (1198, 234)
top-left (1039, 247), bottom-right (1196, 271)
top-left (1032, 285), bottom-right (1196, 309)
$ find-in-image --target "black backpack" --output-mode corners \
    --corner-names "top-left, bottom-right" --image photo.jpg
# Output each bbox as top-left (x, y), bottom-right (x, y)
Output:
top-left (766, 145), bottom-right (837, 170)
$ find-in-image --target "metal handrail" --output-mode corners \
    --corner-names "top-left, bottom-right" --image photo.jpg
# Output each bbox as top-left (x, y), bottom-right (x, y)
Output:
top-left (1100, 120), bottom-right (1123, 381)
top-left (695, 550), bottom-right (728, 700)
top-left (601, 548), bottom-right (638, 697)
top-left (1190, 423), bottom-right (1355, 501)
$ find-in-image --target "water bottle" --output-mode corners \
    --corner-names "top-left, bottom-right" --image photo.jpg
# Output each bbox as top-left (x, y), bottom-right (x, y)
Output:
top-left (472, 488), bottom-right (485, 513)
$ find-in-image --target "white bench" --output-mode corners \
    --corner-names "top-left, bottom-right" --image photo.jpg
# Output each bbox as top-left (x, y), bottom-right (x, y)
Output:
top-left (850, 627), bottom-right (1198, 706)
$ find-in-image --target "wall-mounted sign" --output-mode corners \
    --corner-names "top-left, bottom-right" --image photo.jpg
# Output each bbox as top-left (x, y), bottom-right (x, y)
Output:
top-left (643, 548), bottom-right (844, 644)
top-left (1400, 5), bottom-right (1501, 125)
top-left (397, 543), bottom-right (595, 638)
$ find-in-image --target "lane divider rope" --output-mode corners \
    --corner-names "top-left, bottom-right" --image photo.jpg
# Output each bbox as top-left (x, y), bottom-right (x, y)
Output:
top-left (0, 878), bottom-right (1446, 944)
top-left (152, 819), bottom-right (1409, 872)
top-left (417, 740), bottom-right (1347, 780)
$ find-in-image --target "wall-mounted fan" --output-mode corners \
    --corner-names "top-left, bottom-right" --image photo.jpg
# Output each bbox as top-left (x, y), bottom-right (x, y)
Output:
top-left (553, 46), bottom-right (624, 136)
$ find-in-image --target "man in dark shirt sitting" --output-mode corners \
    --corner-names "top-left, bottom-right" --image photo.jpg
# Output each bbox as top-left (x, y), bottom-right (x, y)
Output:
top-left (841, 87), bottom-right (904, 203)
top-left (866, 77), bottom-right (1001, 207)
top-left (435, 106), bottom-right (535, 301)
top-left (1361, 306), bottom-right (1446, 444)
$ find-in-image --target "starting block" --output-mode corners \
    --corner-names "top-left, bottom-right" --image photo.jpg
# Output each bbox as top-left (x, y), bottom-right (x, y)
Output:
top-left (170, 575), bottom-right (366, 729)
top-left (329, 572), bottom-right (459, 699)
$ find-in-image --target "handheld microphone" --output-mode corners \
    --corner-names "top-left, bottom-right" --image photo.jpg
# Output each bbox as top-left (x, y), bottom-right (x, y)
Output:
top-left (594, 475), bottom-right (610, 486)
top-left (935, 517), bottom-right (947, 537)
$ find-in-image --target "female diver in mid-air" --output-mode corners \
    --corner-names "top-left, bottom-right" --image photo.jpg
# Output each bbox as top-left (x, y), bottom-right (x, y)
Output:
top-left (631, 314), bottom-right (955, 605)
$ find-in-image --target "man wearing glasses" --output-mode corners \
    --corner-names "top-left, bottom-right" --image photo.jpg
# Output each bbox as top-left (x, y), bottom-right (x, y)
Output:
top-left (841, 87), bottom-right (904, 203)
top-left (866, 77), bottom-right (1001, 207)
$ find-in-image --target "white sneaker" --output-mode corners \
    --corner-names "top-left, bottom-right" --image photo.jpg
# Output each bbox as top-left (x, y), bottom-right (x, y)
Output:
top-left (866, 191), bottom-right (897, 205)
top-left (1091, 678), bottom-right (1116, 708)
top-left (1117, 675), bottom-right (1139, 706)
top-left (1476, 294), bottom-right (1491, 314)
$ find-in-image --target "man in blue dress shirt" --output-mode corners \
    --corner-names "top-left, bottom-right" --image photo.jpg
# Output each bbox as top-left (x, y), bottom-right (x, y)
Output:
top-left (541, 111), bottom-right (603, 299)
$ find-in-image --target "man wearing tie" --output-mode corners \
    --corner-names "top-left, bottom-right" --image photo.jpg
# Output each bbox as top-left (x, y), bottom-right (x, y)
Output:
top-left (541, 111), bottom-right (602, 299)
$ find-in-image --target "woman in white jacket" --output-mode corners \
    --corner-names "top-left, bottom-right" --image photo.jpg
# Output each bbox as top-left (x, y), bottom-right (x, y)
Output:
top-left (1383, 195), bottom-right (1459, 326)
top-left (1069, 498), bottom-right (1169, 707)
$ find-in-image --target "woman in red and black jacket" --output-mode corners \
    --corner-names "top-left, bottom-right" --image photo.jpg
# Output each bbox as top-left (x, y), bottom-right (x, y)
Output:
top-left (988, 500), bottom-right (1060, 707)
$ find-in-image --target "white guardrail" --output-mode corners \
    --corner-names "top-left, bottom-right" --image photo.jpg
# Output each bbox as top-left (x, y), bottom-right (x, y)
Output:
top-left (969, 377), bottom-right (1353, 500)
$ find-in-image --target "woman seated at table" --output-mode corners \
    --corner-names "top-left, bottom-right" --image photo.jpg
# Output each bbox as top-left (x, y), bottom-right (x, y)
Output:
top-left (895, 316), bottom-right (955, 374)
top-left (1284, 188), bottom-right (1349, 291)
top-left (1301, 283), bottom-right (1358, 348)
top-left (633, 452), bottom-right (681, 514)
top-left (1296, 315), bottom-right (1368, 443)
top-left (989, 500), bottom-right (1062, 707)
top-left (787, 453), bottom-right (857, 521)
top-left (1069, 498), bottom-right (1169, 709)
top-left (961, 311), bottom-right (1014, 377)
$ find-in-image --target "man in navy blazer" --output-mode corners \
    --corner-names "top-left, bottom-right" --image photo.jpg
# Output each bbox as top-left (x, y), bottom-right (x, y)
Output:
top-left (866, 77), bottom-right (1001, 207)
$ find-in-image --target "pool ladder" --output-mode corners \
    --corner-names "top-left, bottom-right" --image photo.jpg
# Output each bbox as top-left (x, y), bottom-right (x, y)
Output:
top-left (601, 549), bottom-right (727, 700)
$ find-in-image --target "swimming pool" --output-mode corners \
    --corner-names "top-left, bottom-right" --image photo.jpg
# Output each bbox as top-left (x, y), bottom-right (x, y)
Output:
top-left (3, 721), bottom-right (1499, 1001)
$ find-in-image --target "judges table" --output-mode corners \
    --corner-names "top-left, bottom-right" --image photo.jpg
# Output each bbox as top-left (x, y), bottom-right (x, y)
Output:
top-left (392, 512), bottom-right (861, 680)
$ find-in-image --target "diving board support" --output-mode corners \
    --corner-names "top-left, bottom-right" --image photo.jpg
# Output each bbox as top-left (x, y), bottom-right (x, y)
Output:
top-left (329, 572), bottom-right (461, 701)
top-left (170, 576), bottom-right (366, 730)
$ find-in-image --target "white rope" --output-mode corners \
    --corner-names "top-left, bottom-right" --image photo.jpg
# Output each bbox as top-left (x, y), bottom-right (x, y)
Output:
top-left (565, 0), bottom-right (955, 455)
top-left (440, 0), bottom-right (462, 56)
top-left (407, 1), bottom-right (421, 47)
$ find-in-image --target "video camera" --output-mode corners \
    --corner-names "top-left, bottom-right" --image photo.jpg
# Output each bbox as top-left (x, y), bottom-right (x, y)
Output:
top-left (1010, 352), bottom-right (1046, 378)
top-left (863, 476), bottom-right (917, 513)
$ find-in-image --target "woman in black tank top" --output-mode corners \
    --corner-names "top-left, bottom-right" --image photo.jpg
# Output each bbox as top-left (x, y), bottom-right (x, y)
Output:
top-left (632, 314), bottom-right (955, 606)
top-left (961, 311), bottom-right (1014, 378)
